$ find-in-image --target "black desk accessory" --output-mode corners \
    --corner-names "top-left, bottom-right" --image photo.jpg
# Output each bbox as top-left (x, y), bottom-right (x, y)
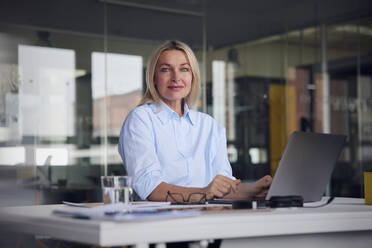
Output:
top-left (232, 200), bottom-right (253, 209)
top-left (269, 195), bottom-right (304, 208)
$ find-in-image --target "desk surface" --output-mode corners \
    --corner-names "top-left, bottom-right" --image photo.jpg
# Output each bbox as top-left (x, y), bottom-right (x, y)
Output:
top-left (1, 198), bottom-right (372, 246)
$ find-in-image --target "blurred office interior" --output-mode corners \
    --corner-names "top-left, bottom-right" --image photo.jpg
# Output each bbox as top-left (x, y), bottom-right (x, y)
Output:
top-left (0, 0), bottom-right (372, 206)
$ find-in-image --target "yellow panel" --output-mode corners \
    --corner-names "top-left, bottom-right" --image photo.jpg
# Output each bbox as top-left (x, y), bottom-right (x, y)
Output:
top-left (269, 84), bottom-right (287, 176)
top-left (287, 85), bottom-right (298, 136)
top-left (269, 84), bottom-right (298, 176)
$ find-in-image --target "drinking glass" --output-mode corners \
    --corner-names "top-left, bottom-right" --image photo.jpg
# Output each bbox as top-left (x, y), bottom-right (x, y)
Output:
top-left (101, 176), bottom-right (133, 204)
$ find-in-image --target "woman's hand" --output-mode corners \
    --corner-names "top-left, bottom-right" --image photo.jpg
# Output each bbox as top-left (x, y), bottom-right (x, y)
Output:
top-left (203, 175), bottom-right (241, 200)
top-left (250, 175), bottom-right (272, 199)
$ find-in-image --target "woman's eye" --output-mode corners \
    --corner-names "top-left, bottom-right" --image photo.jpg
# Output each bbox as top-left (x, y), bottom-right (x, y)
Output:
top-left (181, 67), bottom-right (189, 72)
top-left (160, 67), bottom-right (169, 72)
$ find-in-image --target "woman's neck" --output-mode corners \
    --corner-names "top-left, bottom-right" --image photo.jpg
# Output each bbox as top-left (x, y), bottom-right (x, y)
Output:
top-left (162, 99), bottom-right (184, 117)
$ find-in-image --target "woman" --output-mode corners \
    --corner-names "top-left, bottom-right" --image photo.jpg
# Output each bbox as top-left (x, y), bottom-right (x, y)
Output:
top-left (118, 40), bottom-right (272, 202)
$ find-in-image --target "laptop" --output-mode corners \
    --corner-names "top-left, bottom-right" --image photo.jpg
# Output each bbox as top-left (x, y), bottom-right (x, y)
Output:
top-left (266, 131), bottom-right (347, 202)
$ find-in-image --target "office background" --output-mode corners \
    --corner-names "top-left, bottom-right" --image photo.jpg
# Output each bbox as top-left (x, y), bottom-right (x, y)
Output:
top-left (0, 0), bottom-right (372, 205)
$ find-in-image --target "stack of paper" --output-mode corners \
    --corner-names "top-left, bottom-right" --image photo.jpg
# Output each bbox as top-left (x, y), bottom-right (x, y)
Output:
top-left (53, 202), bottom-right (201, 222)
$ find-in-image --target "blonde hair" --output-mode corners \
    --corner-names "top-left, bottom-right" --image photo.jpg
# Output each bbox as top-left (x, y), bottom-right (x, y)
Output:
top-left (139, 40), bottom-right (201, 108)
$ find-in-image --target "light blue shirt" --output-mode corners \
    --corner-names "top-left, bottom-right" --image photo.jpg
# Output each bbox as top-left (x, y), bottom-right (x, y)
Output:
top-left (118, 100), bottom-right (234, 200)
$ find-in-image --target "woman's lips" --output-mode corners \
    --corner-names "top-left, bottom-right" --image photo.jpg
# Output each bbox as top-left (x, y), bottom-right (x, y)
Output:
top-left (168, 85), bottom-right (184, 90)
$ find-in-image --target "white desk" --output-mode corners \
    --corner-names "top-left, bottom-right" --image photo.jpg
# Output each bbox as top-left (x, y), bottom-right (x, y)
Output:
top-left (1, 198), bottom-right (372, 248)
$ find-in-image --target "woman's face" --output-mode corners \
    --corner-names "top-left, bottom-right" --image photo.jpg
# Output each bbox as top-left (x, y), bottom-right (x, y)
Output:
top-left (154, 49), bottom-right (193, 108)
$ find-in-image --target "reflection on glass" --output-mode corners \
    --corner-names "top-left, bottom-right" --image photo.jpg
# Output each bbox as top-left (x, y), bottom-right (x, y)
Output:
top-left (0, 146), bottom-right (25, 165)
top-left (91, 52), bottom-right (142, 99)
top-left (35, 147), bottom-right (69, 166)
top-left (91, 52), bottom-right (143, 137)
top-left (0, 24), bottom-right (151, 205)
top-left (227, 144), bottom-right (238, 163)
top-left (212, 60), bottom-right (226, 126)
top-left (249, 148), bottom-right (268, 164)
top-left (18, 45), bottom-right (75, 138)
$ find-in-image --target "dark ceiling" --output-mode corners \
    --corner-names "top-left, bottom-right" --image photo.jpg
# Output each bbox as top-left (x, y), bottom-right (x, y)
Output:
top-left (1, 0), bottom-right (372, 49)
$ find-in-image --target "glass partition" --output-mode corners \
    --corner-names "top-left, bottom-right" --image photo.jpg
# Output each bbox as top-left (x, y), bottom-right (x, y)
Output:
top-left (0, 1), bottom-right (371, 206)
top-left (0, 1), bottom-right (205, 205)
top-left (206, 13), bottom-right (372, 198)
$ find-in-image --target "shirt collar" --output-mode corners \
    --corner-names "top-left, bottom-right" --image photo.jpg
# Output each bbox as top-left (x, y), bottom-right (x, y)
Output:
top-left (183, 103), bottom-right (195, 125)
top-left (150, 100), bottom-right (195, 126)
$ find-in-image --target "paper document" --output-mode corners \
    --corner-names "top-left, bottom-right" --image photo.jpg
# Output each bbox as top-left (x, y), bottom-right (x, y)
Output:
top-left (62, 201), bottom-right (91, 208)
top-left (53, 202), bottom-right (200, 222)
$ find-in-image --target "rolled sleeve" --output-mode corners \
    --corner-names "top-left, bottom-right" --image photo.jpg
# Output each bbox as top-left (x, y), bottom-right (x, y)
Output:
top-left (118, 109), bottom-right (164, 200)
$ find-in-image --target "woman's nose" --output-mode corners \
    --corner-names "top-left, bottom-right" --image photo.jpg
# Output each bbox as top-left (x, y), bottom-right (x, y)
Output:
top-left (171, 71), bottom-right (180, 82)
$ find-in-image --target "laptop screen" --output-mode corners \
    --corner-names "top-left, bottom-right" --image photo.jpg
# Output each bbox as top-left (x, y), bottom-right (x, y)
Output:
top-left (266, 131), bottom-right (346, 202)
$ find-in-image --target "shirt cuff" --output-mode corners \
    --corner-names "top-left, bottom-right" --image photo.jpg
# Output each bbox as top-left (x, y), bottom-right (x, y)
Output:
top-left (221, 171), bottom-right (236, 180)
top-left (133, 170), bottom-right (163, 200)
